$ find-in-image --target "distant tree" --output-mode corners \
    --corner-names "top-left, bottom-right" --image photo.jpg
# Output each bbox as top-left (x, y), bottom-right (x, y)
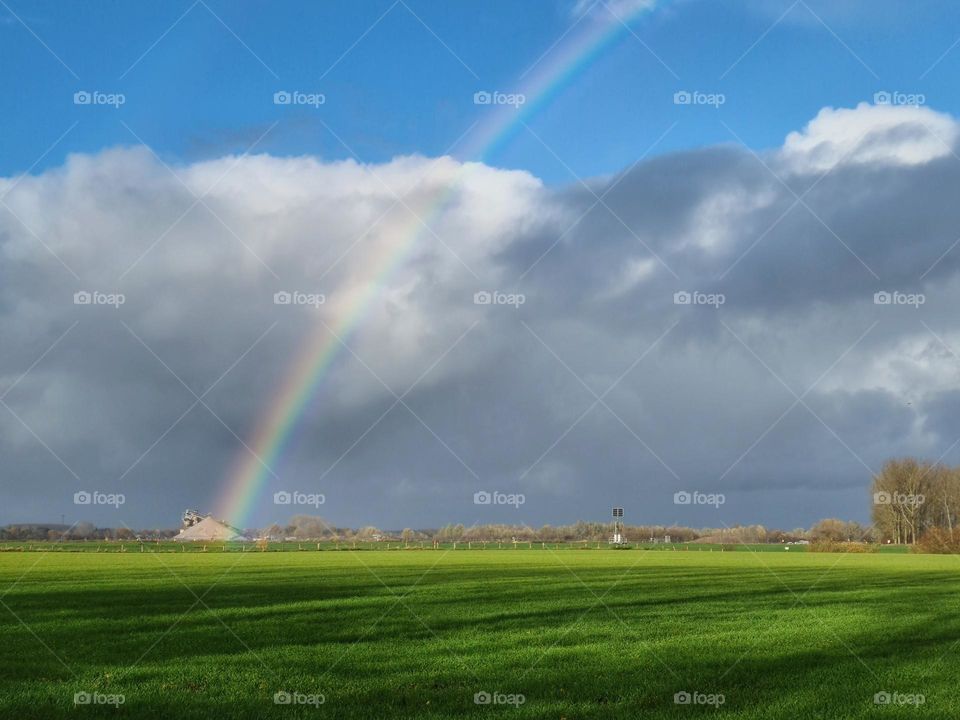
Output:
top-left (871, 458), bottom-right (937, 544)
top-left (915, 528), bottom-right (960, 554)
top-left (926, 465), bottom-right (960, 534)
top-left (69, 522), bottom-right (96, 540)
top-left (289, 515), bottom-right (329, 539)
top-left (436, 524), bottom-right (464, 542)
top-left (355, 526), bottom-right (382, 541)
top-left (809, 519), bottom-right (848, 542)
top-left (844, 521), bottom-right (873, 542)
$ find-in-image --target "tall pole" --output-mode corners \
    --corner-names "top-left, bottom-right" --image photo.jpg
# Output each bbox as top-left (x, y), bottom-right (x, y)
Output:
top-left (612, 507), bottom-right (624, 544)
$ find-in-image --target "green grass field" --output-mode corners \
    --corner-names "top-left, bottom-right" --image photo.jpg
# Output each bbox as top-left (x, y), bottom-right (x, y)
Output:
top-left (0, 548), bottom-right (954, 718)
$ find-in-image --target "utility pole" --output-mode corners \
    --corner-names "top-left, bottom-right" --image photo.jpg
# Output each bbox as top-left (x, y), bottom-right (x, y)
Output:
top-left (612, 507), bottom-right (624, 544)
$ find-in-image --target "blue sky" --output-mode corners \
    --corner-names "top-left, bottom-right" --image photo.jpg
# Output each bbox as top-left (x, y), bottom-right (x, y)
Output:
top-left (4, 0), bottom-right (960, 184)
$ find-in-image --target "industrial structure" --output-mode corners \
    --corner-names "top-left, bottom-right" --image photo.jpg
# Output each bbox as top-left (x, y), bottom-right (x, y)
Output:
top-left (610, 507), bottom-right (625, 545)
top-left (173, 510), bottom-right (249, 542)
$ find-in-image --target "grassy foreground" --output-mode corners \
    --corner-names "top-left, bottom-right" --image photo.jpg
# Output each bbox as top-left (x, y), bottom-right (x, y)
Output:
top-left (0, 549), bottom-right (956, 718)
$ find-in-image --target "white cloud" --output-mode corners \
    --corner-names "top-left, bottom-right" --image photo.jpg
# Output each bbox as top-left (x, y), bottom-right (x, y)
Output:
top-left (821, 331), bottom-right (960, 400)
top-left (779, 102), bottom-right (958, 173)
top-left (596, 257), bottom-right (657, 300)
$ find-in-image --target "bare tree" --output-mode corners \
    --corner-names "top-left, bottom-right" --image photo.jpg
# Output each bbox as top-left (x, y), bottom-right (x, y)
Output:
top-left (872, 458), bottom-right (945, 543)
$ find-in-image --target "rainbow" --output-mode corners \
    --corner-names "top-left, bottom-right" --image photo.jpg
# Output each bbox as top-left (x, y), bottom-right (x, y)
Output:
top-left (215, 2), bottom-right (659, 528)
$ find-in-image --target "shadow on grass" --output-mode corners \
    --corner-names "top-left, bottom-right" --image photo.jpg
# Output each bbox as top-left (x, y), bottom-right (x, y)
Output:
top-left (1, 558), bottom-right (959, 718)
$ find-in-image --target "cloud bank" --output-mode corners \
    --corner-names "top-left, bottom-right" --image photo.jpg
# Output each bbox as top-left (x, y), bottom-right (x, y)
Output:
top-left (3, 103), bottom-right (960, 529)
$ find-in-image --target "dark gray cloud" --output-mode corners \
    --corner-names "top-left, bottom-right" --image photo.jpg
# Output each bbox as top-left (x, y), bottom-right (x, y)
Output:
top-left (3, 103), bottom-right (960, 530)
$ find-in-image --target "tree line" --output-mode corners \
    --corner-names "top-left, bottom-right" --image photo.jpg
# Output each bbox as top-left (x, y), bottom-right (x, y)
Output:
top-left (6, 459), bottom-right (957, 548)
top-left (0, 517), bottom-right (853, 544)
